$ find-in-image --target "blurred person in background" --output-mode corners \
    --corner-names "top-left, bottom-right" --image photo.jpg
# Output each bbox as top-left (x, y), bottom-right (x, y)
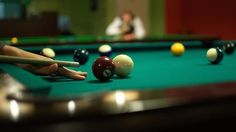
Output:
top-left (106, 11), bottom-right (146, 41)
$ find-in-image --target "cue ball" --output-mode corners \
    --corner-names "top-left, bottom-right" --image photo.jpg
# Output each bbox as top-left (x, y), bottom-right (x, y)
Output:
top-left (98, 44), bottom-right (112, 57)
top-left (73, 49), bottom-right (89, 65)
top-left (92, 56), bottom-right (115, 81)
top-left (206, 47), bottom-right (224, 64)
top-left (171, 42), bottom-right (185, 56)
top-left (223, 42), bottom-right (235, 55)
top-left (113, 54), bottom-right (134, 78)
top-left (41, 48), bottom-right (56, 58)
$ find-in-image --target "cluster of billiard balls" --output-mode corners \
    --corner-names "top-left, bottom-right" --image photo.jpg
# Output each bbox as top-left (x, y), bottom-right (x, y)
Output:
top-left (40, 44), bottom-right (134, 81)
top-left (72, 44), bottom-right (134, 81)
top-left (92, 45), bottom-right (134, 81)
top-left (169, 42), bottom-right (235, 65)
top-left (206, 42), bottom-right (235, 64)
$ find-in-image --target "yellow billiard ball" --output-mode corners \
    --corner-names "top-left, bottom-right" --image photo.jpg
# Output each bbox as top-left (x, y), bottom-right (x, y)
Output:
top-left (11, 37), bottom-right (18, 44)
top-left (171, 42), bottom-right (185, 56)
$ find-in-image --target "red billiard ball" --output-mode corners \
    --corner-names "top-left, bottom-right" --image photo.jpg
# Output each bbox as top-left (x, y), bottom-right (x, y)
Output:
top-left (92, 56), bottom-right (115, 81)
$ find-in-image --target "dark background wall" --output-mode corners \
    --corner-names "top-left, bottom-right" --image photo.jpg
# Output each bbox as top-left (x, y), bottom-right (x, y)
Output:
top-left (0, 0), bottom-right (235, 39)
top-left (166, 0), bottom-right (236, 39)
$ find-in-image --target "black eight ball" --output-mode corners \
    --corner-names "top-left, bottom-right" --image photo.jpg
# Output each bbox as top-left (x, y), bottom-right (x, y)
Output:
top-left (223, 42), bottom-right (235, 55)
top-left (73, 49), bottom-right (89, 65)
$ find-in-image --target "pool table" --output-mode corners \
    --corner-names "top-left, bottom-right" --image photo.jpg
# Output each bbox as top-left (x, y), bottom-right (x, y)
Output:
top-left (1, 40), bottom-right (236, 131)
top-left (0, 34), bottom-right (219, 45)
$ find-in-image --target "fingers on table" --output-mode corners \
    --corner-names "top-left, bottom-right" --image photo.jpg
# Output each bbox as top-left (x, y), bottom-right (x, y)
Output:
top-left (58, 67), bottom-right (88, 80)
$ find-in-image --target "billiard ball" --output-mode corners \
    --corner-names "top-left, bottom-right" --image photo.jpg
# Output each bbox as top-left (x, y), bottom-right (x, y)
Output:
top-left (41, 48), bottom-right (56, 58)
top-left (223, 42), bottom-right (235, 55)
top-left (98, 44), bottom-right (112, 57)
top-left (206, 47), bottom-right (223, 64)
top-left (11, 37), bottom-right (18, 44)
top-left (92, 56), bottom-right (115, 81)
top-left (171, 42), bottom-right (185, 56)
top-left (113, 54), bottom-right (134, 78)
top-left (73, 49), bottom-right (89, 65)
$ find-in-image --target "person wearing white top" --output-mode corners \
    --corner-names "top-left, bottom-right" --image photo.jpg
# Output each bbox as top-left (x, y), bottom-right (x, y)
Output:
top-left (106, 11), bottom-right (146, 40)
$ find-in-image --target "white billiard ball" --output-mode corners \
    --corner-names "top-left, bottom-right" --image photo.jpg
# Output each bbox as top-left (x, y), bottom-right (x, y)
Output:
top-left (41, 48), bottom-right (56, 58)
top-left (98, 44), bottom-right (112, 57)
top-left (113, 54), bottom-right (134, 78)
top-left (206, 47), bottom-right (223, 64)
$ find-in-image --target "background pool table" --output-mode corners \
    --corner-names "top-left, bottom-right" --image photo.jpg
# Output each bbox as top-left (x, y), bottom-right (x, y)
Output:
top-left (1, 40), bottom-right (236, 131)
top-left (0, 34), bottom-right (219, 45)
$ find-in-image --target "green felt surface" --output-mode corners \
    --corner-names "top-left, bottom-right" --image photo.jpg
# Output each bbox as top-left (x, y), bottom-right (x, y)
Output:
top-left (47, 42), bottom-right (236, 98)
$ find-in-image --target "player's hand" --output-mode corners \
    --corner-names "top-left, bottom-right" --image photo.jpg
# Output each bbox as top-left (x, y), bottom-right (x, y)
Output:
top-left (57, 66), bottom-right (87, 80)
top-left (19, 63), bottom-right (87, 80)
top-left (123, 34), bottom-right (136, 41)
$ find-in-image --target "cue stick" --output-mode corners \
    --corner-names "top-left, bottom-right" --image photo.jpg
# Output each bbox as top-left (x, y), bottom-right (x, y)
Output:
top-left (0, 55), bottom-right (80, 67)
